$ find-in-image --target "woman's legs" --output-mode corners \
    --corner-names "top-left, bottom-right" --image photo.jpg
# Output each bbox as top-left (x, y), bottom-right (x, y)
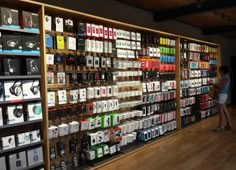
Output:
top-left (217, 103), bottom-right (224, 128)
top-left (223, 104), bottom-right (232, 129)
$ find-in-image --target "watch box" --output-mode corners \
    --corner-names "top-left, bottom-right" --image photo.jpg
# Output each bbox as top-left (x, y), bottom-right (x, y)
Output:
top-left (22, 11), bottom-right (39, 32)
top-left (0, 7), bottom-right (19, 28)
top-left (22, 35), bottom-right (40, 54)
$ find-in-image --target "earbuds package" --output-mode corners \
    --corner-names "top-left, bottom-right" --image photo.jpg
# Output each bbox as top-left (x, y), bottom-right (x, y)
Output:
top-left (2, 58), bottom-right (21, 75)
top-left (27, 102), bottom-right (42, 121)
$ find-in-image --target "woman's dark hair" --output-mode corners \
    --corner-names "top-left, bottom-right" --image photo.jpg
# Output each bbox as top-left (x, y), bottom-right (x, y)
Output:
top-left (219, 65), bottom-right (229, 74)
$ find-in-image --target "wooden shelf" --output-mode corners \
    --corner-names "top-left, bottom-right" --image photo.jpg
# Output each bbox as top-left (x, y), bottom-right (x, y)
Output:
top-left (0, 119), bottom-right (42, 130)
top-left (24, 162), bottom-right (44, 170)
top-left (0, 26), bottom-right (40, 34)
top-left (0, 98), bottom-right (42, 105)
top-left (0, 141), bottom-right (43, 155)
top-left (0, 75), bottom-right (41, 80)
top-left (0, 52), bottom-right (40, 56)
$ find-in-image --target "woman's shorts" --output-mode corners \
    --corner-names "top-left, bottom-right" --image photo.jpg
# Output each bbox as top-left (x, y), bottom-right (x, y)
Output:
top-left (217, 94), bottom-right (228, 104)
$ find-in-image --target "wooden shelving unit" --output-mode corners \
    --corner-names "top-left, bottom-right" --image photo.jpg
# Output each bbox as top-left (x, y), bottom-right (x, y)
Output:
top-left (0, 0), bottom-right (221, 169)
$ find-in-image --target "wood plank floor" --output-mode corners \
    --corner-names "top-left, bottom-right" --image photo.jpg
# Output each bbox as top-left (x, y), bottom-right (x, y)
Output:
top-left (96, 106), bottom-right (236, 170)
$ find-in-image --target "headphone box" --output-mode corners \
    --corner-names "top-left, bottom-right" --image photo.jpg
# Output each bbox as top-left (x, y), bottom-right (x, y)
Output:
top-left (55, 17), bottom-right (64, 32)
top-left (2, 58), bottom-right (21, 75)
top-left (64, 19), bottom-right (74, 33)
top-left (22, 80), bottom-right (40, 99)
top-left (22, 35), bottom-right (40, 54)
top-left (2, 34), bottom-right (22, 53)
top-left (0, 8), bottom-right (19, 28)
top-left (4, 80), bottom-right (23, 101)
top-left (6, 105), bottom-right (24, 125)
top-left (0, 107), bottom-right (3, 126)
top-left (22, 11), bottom-right (39, 32)
top-left (9, 151), bottom-right (27, 170)
top-left (2, 135), bottom-right (16, 150)
top-left (25, 58), bottom-right (40, 75)
top-left (0, 157), bottom-right (6, 170)
top-left (30, 130), bottom-right (41, 143)
top-left (16, 132), bottom-right (31, 146)
top-left (27, 102), bottom-right (42, 121)
top-left (27, 146), bottom-right (43, 166)
top-left (45, 15), bottom-right (52, 31)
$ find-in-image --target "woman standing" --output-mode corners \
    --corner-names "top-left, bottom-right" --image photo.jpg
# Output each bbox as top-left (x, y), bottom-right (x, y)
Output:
top-left (209, 65), bottom-right (232, 131)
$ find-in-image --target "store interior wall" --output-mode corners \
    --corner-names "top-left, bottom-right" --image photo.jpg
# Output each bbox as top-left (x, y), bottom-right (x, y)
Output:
top-left (36, 0), bottom-right (234, 103)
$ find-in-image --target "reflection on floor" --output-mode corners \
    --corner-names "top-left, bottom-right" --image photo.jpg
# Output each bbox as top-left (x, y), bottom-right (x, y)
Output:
top-left (96, 106), bottom-right (236, 170)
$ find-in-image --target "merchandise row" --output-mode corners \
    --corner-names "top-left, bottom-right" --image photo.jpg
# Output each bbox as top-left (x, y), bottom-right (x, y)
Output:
top-left (0, 33), bottom-right (40, 54)
top-left (0, 80), bottom-right (40, 101)
top-left (0, 102), bottom-right (42, 125)
top-left (0, 146), bottom-right (43, 170)
top-left (0, 58), bottom-right (40, 76)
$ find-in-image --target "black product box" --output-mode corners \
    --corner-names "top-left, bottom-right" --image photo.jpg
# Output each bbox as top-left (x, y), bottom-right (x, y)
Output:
top-left (0, 31), bottom-right (2, 52)
top-left (77, 38), bottom-right (85, 51)
top-left (2, 58), bottom-right (21, 75)
top-left (25, 58), bottom-right (40, 75)
top-left (22, 35), bottom-right (40, 54)
top-left (77, 22), bottom-right (86, 36)
top-left (0, 7), bottom-right (19, 28)
top-left (65, 19), bottom-right (74, 33)
top-left (22, 11), bottom-right (39, 32)
top-left (2, 34), bottom-right (22, 53)
top-left (54, 54), bottom-right (65, 64)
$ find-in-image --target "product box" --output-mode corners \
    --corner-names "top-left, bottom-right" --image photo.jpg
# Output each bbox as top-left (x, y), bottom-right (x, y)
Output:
top-left (56, 35), bottom-right (65, 49)
top-left (0, 81), bottom-right (4, 102)
top-left (22, 35), bottom-right (40, 54)
top-left (27, 102), bottom-right (42, 121)
top-left (55, 17), bottom-right (63, 32)
top-left (67, 36), bottom-right (76, 50)
top-left (64, 19), bottom-right (74, 33)
top-left (0, 157), bottom-right (6, 170)
top-left (6, 105), bottom-right (24, 125)
top-left (4, 80), bottom-right (23, 101)
top-left (0, 31), bottom-right (3, 52)
top-left (2, 135), bottom-right (16, 150)
top-left (9, 151), bottom-right (27, 170)
top-left (45, 15), bottom-right (52, 31)
top-left (22, 11), bottom-right (39, 32)
top-left (77, 22), bottom-right (86, 36)
top-left (16, 132), bottom-right (31, 146)
top-left (2, 34), bottom-right (22, 53)
top-left (45, 34), bottom-right (53, 48)
top-left (0, 7), bottom-right (19, 28)
top-left (27, 147), bottom-right (43, 166)
top-left (22, 80), bottom-right (40, 99)
top-left (25, 58), bottom-right (40, 75)
top-left (2, 58), bottom-right (21, 75)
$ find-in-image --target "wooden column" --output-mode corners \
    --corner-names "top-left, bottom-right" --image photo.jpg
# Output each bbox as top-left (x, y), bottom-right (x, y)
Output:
top-left (39, 5), bottom-right (50, 170)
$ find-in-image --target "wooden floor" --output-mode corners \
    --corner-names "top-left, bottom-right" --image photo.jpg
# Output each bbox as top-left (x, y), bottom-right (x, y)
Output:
top-left (96, 106), bottom-right (236, 170)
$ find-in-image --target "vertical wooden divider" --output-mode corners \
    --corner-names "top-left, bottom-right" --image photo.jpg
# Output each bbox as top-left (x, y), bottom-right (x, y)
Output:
top-left (175, 37), bottom-right (182, 129)
top-left (39, 5), bottom-right (50, 170)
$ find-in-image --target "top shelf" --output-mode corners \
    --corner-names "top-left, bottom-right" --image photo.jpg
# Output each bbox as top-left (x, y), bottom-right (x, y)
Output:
top-left (0, 26), bottom-right (40, 34)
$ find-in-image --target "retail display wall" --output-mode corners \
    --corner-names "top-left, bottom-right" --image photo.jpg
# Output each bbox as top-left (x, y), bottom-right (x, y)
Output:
top-left (0, 1), bottom-right (220, 170)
